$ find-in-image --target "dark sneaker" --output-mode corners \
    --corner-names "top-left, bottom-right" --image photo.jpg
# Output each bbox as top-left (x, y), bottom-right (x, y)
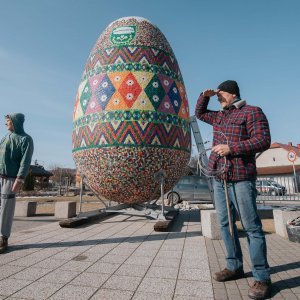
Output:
top-left (248, 280), bottom-right (272, 300)
top-left (213, 267), bottom-right (244, 282)
top-left (0, 237), bottom-right (8, 254)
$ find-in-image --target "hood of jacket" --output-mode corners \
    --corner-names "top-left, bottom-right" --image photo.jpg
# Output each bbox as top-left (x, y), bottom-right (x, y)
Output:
top-left (8, 113), bottom-right (25, 134)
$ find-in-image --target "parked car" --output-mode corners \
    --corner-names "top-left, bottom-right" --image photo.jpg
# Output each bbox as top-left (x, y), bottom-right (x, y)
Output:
top-left (166, 175), bottom-right (212, 204)
top-left (256, 179), bottom-right (286, 196)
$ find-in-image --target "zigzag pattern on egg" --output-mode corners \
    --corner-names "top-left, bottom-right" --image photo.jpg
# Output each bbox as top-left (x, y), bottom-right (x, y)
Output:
top-left (84, 46), bottom-right (180, 79)
top-left (72, 120), bottom-right (190, 150)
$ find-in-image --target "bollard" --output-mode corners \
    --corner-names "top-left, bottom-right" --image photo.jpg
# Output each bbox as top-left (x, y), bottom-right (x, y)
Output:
top-left (55, 201), bottom-right (77, 219)
top-left (14, 201), bottom-right (37, 217)
top-left (200, 209), bottom-right (221, 240)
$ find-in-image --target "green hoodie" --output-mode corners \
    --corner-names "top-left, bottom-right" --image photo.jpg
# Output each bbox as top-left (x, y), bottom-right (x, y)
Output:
top-left (0, 113), bottom-right (34, 179)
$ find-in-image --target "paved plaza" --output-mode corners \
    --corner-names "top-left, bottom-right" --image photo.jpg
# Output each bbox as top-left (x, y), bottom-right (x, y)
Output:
top-left (0, 210), bottom-right (299, 299)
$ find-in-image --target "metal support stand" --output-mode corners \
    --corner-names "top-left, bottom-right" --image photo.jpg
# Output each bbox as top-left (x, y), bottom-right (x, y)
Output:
top-left (76, 174), bottom-right (111, 218)
top-left (102, 169), bottom-right (170, 220)
top-left (190, 115), bottom-right (214, 205)
top-left (79, 175), bottom-right (84, 215)
top-left (76, 166), bottom-right (176, 220)
top-left (83, 179), bottom-right (109, 209)
top-left (156, 169), bottom-right (166, 218)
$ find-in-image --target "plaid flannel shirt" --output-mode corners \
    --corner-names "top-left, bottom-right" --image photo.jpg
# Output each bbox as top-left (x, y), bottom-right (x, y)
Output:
top-left (195, 94), bottom-right (271, 181)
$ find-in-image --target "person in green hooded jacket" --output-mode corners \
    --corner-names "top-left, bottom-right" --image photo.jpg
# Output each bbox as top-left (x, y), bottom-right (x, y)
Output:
top-left (0, 113), bottom-right (34, 253)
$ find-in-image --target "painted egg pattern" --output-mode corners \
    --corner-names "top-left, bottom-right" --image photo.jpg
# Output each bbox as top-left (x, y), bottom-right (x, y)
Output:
top-left (72, 17), bottom-right (191, 204)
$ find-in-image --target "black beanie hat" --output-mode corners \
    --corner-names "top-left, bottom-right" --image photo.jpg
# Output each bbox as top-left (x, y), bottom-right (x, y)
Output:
top-left (217, 80), bottom-right (240, 98)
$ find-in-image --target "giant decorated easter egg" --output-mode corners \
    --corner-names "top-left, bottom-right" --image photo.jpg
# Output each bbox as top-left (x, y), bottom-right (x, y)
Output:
top-left (72, 17), bottom-right (191, 204)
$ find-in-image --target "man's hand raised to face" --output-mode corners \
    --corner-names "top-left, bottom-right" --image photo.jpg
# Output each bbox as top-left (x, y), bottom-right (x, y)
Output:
top-left (202, 89), bottom-right (220, 98)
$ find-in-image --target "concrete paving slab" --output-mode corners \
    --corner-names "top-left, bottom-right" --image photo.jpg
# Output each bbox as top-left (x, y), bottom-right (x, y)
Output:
top-left (102, 274), bottom-right (142, 291)
top-left (146, 266), bottom-right (178, 279)
top-left (109, 245), bottom-right (136, 256)
top-left (33, 258), bottom-right (68, 270)
top-left (6, 255), bottom-right (44, 267)
top-left (132, 248), bottom-right (158, 257)
top-left (9, 267), bottom-right (51, 281)
top-left (90, 288), bottom-right (133, 300)
top-left (152, 257), bottom-right (181, 268)
top-left (2, 209), bottom-right (216, 299)
top-left (63, 244), bottom-right (94, 253)
top-left (173, 296), bottom-right (210, 300)
top-left (0, 278), bottom-right (33, 297)
top-left (178, 267), bottom-right (211, 281)
top-left (12, 281), bottom-right (63, 300)
top-left (160, 244), bottom-right (184, 251)
top-left (70, 272), bottom-right (110, 287)
top-left (136, 277), bottom-right (176, 295)
top-left (57, 260), bottom-right (93, 272)
top-left (50, 250), bottom-right (81, 260)
top-left (49, 284), bottom-right (98, 300)
top-left (132, 291), bottom-right (173, 300)
top-left (86, 261), bottom-right (121, 274)
top-left (0, 265), bottom-right (25, 280)
top-left (155, 250), bottom-right (182, 259)
top-left (124, 255), bottom-right (153, 266)
top-left (180, 257), bottom-right (209, 268)
top-left (12, 216), bottom-right (57, 233)
top-left (100, 254), bottom-right (129, 264)
top-left (115, 264), bottom-right (149, 277)
top-left (38, 269), bottom-right (80, 284)
top-left (174, 280), bottom-right (214, 298)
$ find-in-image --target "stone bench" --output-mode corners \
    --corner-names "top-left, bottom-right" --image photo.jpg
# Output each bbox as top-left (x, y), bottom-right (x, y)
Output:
top-left (201, 207), bottom-right (275, 240)
top-left (14, 201), bottom-right (37, 217)
top-left (55, 201), bottom-right (77, 219)
top-left (273, 209), bottom-right (300, 238)
top-left (200, 209), bottom-right (221, 239)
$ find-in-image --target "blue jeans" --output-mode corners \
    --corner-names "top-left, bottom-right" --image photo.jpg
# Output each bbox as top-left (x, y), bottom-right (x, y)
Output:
top-left (213, 179), bottom-right (270, 281)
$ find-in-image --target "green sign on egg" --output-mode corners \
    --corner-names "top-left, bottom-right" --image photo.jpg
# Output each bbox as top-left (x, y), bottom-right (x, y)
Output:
top-left (110, 25), bottom-right (136, 45)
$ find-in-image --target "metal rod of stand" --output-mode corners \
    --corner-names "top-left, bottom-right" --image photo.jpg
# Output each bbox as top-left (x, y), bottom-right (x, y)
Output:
top-left (83, 179), bottom-right (108, 209)
top-left (223, 179), bottom-right (233, 238)
top-left (161, 176), bottom-right (165, 217)
top-left (79, 176), bottom-right (83, 215)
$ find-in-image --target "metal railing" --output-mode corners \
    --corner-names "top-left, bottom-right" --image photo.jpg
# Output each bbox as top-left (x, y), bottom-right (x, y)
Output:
top-left (256, 175), bottom-right (300, 204)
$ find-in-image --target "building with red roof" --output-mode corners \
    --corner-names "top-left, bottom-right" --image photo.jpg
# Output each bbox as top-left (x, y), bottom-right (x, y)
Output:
top-left (256, 142), bottom-right (300, 194)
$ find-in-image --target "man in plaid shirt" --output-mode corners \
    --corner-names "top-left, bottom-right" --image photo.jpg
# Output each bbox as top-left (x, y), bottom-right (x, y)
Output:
top-left (195, 80), bottom-right (271, 300)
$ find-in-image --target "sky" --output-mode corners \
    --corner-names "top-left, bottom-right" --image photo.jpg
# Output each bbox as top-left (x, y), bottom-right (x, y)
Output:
top-left (0, 0), bottom-right (299, 168)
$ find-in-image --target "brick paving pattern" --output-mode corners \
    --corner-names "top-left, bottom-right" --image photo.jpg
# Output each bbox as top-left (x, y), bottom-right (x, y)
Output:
top-left (206, 231), bottom-right (300, 299)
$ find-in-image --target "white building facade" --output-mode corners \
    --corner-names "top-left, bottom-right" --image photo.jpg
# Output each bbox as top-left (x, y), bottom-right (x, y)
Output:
top-left (256, 142), bottom-right (300, 195)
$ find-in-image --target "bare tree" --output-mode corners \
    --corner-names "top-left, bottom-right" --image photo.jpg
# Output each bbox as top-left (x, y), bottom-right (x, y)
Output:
top-left (48, 165), bottom-right (76, 186)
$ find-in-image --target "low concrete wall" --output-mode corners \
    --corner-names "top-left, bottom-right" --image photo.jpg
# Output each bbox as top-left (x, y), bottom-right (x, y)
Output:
top-left (15, 201), bottom-right (37, 217)
top-left (200, 207), bottom-right (274, 240)
top-left (273, 209), bottom-right (300, 238)
top-left (55, 201), bottom-right (77, 219)
top-left (200, 209), bottom-right (221, 240)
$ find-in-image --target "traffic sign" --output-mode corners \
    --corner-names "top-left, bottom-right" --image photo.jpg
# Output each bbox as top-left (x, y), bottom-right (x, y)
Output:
top-left (287, 150), bottom-right (297, 162)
